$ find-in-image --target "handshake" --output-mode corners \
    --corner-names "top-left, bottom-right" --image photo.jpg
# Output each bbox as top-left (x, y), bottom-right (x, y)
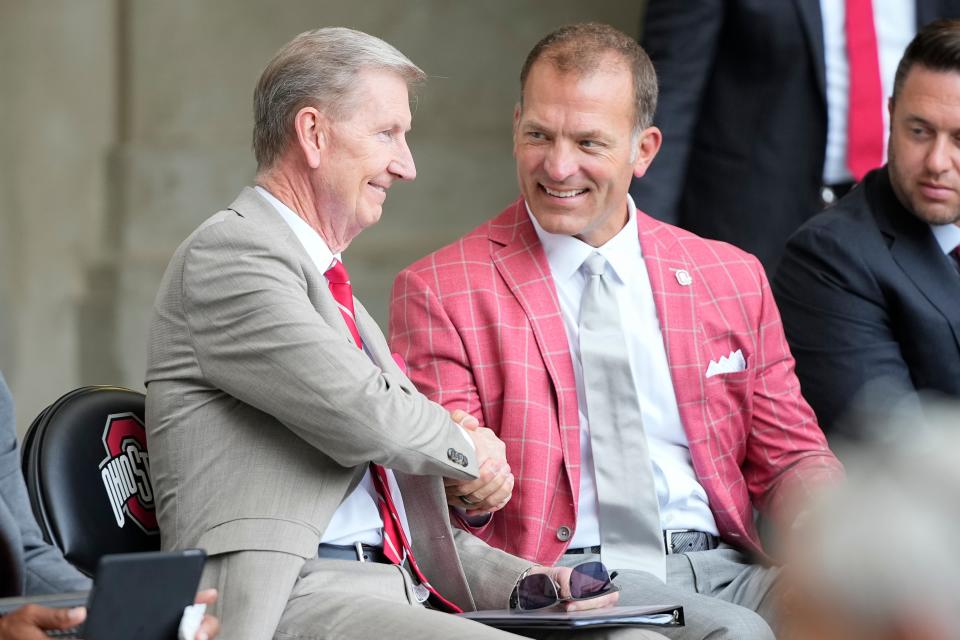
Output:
top-left (445, 410), bottom-right (515, 516)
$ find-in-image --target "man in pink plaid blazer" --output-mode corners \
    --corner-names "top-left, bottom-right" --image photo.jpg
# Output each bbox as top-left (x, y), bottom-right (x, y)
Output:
top-left (390, 24), bottom-right (842, 640)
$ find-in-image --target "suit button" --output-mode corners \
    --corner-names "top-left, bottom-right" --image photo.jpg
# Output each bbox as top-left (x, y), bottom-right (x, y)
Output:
top-left (556, 525), bottom-right (572, 542)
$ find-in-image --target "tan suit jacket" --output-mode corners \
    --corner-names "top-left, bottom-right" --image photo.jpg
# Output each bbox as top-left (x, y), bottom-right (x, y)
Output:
top-left (145, 188), bottom-right (530, 621)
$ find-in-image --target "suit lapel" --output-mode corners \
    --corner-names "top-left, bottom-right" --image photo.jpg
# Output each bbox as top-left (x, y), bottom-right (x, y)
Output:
top-left (355, 300), bottom-right (391, 369)
top-left (870, 171), bottom-right (960, 352)
top-left (394, 472), bottom-right (474, 610)
top-left (230, 187), bottom-right (382, 355)
top-left (635, 216), bottom-right (709, 446)
top-left (792, 0), bottom-right (826, 104)
top-left (488, 200), bottom-right (581, 479)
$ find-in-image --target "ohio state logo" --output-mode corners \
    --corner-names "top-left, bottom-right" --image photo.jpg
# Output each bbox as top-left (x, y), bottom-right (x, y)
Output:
top-left (98, 413), bottom-right (158, 534)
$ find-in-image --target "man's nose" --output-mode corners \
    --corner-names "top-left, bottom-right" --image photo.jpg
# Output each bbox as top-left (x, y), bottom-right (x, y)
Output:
top-left (925, 136), bottom-right (955, 176)
top-left (543, 142), bottom-right (578, 182)
top-left (390, 136), bottom-right (417, 181)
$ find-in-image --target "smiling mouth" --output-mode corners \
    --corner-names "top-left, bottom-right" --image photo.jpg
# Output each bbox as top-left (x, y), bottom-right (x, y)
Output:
top-left (541, 185), bottom-right (587, 198)
top-left (368, 182), bottom-right (387, 193)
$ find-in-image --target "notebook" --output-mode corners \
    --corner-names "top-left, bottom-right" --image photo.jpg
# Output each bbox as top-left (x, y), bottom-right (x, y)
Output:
top-left (458, 603), bottom-right (684, 630)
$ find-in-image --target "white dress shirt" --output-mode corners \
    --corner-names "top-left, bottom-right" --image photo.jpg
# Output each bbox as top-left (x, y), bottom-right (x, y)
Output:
top-left (821, 0), bottom-right (916, 183)
top-left (528, 196), bottom-right (718, 549)
top-left (255, 185), bottom-right (412, 547)
top-left (930, 221), bottom-right (960, 257)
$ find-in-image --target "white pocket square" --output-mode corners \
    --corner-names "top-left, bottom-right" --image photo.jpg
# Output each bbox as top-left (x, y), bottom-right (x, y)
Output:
top-left (705, 349), bottom-right (747, 378)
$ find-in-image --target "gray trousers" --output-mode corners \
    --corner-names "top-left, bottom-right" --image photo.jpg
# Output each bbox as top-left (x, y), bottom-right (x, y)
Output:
top-left (202, 550), bottom-right (669, 640)
top-left (557, 546), bottom-right (779, 640)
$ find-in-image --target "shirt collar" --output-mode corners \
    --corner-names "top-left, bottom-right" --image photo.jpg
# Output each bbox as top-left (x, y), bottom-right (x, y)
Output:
top-left (526, 195), bottom-right (641, 284)
top-left (929, 222), bottom-right (960, 256)
top-left (255, 185), bottom-right (339, 272)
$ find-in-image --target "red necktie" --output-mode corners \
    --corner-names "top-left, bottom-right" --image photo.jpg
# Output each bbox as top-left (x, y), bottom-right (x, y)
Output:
top-left (845, 0), bottom-right (885, 181)
top-left (324, 260), bottom-right (462, 613)
top-left (951, 246), bottom-right (960, 274)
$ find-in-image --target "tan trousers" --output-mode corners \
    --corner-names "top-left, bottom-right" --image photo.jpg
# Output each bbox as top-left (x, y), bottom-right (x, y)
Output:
top-left (202, 550), bottom-right (669, 640)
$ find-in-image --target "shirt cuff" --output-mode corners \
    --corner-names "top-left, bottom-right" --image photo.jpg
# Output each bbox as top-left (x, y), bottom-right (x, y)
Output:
top-left (452, 505), bottom-right (493, 527)
top-left (454, 422), bottom-right (476, 453)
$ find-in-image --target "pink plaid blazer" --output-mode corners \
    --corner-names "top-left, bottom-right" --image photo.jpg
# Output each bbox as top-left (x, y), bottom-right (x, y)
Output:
top-left (389, 198), bottom-right (842, 565)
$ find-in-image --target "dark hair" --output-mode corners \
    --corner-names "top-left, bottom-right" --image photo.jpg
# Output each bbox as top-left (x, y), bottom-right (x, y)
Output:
top-left (893, 19), bottom-right (960, 101)
top-left (519, 23), bottom-right (657, 132)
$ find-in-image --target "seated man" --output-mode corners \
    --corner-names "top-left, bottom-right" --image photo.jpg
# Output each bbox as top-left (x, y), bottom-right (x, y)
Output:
top-left (0, 371), bottom-right (218, 639)
top-left (389, 23), bottom-right (843, 640)
top-left (145, 26), bottom-right (653, 640)
top-left (774, 20), bottom-right (960, 439)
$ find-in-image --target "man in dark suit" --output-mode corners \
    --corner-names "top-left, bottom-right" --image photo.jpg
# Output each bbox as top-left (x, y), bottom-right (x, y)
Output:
top-left (631, 0), bottom-right (960, 273)
top-left (773, 20), bottom-right (960, 439)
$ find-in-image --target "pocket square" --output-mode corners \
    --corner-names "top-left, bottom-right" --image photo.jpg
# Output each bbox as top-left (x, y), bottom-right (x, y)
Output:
top-left (705, 349), bottom-right (746, 378)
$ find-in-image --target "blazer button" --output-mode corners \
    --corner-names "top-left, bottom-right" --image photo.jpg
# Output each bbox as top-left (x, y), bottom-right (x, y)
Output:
top-left (556, 525), bottom-right (572, 542)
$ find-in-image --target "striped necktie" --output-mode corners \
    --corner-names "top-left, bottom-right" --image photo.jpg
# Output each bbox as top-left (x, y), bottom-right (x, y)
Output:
top-left (324, 259), bottom-right (462, 613)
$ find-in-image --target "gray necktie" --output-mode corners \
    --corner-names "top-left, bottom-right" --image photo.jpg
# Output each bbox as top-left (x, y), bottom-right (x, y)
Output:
top-left (579, 252), bottom-right (666, 580)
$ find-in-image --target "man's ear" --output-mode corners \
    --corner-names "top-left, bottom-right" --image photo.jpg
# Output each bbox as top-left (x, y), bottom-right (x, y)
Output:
top-left (293, 106), bottom-right (328, 169)
top-left (632, 125), bottom-right (663, 179)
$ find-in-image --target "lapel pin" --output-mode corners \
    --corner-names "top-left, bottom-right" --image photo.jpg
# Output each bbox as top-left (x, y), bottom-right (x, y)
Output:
top-left (675, 269), bottom-right (692, 286)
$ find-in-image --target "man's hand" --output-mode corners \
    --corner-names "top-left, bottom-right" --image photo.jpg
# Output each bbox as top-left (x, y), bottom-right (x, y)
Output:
top-left (192, 588), bottom-right (221, 640)
top-left (447, 410), bottom-right (514, 514)
top-left (525, 566), bottom-right (620, 612)
top-left (0, 604), bottom-right (85, 640)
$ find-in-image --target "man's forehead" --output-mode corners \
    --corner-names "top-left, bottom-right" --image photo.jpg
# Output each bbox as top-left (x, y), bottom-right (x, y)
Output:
top-left (518, 62), bottom-right (635, 128)
top-left (898, 66), bottom-right (960, 99)
top-left (519, 58), bottom-right (635, 118)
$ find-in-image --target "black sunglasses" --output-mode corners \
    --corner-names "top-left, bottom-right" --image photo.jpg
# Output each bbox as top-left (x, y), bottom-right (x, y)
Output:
top-left (513, 561), bottom-right (619, 611)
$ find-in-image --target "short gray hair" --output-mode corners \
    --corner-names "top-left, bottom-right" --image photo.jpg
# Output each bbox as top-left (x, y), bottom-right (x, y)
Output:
top-left (253, 27), bottom-right (425, 170)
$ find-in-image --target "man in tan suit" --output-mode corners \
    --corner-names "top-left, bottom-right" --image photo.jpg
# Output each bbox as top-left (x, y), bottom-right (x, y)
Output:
top-left (145, 27), bottom-right (654, 640)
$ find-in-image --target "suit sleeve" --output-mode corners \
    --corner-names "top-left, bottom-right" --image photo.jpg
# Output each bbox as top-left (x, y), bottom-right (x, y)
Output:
top-left (452, 529), bottom-right (533, 610)
top-left (740, 260), bottom-right (843, 523)
top-left (179, 221), bottom-right (477, 480)
top-left (0, 374), bottom-right (90, 595)
top-left (629, 0), bottom-right (725, 222)
top-left (773, 223), bottom-right (916, 437)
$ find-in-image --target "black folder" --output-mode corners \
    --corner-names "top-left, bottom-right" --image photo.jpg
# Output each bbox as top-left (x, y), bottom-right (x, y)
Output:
top-left (457, 603), bottom-right (684, 631)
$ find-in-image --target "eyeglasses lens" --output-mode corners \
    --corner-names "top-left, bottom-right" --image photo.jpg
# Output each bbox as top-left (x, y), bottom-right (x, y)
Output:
top-left (517, 573), bottom-right (559, 610)
top-left (569, 561), bottom-right (611, 599)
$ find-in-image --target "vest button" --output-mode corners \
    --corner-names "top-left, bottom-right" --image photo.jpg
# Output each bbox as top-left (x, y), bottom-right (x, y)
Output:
top-left (556, 525), bottom-right (572, 542)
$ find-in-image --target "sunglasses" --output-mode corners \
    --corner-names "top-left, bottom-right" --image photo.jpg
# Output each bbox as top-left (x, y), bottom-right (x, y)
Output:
top-left (513, 561), bottom-right (619, 611)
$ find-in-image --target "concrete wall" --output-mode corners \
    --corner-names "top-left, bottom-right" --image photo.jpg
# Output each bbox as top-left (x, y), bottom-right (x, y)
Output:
top-left (0, 0), bottom-right (643, 433)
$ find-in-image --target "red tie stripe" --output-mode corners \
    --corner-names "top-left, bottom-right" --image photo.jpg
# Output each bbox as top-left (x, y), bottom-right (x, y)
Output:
top-left (324, 259), bottom-right (461, 613)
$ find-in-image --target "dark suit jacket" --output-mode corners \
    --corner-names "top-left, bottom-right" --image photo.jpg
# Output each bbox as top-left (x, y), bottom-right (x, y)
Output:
top-left (0, 372), bottom-right (89, 597)
top-left (630, 0), bottom-right (960, 273)
top-left (773, 168), bottom-right (960, 438)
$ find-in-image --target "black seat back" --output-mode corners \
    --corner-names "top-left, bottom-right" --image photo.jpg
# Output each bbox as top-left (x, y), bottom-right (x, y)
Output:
top-left (21, 386), bottom-right (160, 576)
